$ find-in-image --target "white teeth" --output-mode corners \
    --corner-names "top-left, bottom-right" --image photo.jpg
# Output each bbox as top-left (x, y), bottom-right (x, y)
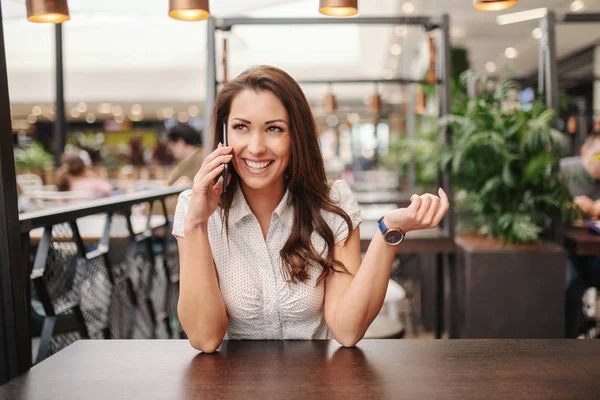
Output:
top-left (244, 159), bottom-right (271, 169)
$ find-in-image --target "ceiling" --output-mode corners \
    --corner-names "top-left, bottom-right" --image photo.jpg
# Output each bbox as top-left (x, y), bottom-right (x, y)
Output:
top-left (3, 0), bottom-right (600, 120)
top-left (421, 0), bottom-right (600, 78)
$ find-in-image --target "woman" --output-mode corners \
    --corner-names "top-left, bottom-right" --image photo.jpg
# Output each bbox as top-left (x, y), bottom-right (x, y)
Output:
top-left (172, 66), bottom-right (448, 352)
top-left (56, 153), bottom-right (114, 199)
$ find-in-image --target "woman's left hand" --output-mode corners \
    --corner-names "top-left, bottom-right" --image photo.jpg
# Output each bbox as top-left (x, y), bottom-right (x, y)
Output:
top-left (383, 188), bottom-right (450, 233)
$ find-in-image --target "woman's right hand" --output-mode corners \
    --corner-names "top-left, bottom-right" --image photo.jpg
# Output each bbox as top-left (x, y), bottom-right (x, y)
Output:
top-left (184, 144), bottom-right (233, 231)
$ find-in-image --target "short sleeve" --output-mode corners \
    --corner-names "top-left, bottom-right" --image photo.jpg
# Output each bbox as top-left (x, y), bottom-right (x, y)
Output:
top-left (172, 189), bottom-right (192, 238)
top-left (328, 179), bottom-right (362, 243)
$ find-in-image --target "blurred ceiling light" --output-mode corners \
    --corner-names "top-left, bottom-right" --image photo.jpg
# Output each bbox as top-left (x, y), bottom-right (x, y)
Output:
top-left (485, 61), bottom-right (497, 73)
top-left (32, 106), bottom-right (42, 116)
top-left (532, 27), bottom-right (543, 39)
top-left (390, 44), bottom-right (402, 56)
top-left (97, 103), bottom-right (112, 114)
top-left (169, 0), bottom-right (211, 21)
top-left (77, 102), bottom-right (87, 113)
top-left (496, 7), bottom-right (547, 25)
top-left (115, 114), bottom-right (125, 123)
top-left (42, 107), bottom-right (55, 119)
top-left (347, 113), bottom-right (360, 124)
top-left (326, 114), bottom-right (339, 127)
top-left (570, 0), bottom-right (584, 12)
top-left (27, 114), bottom-right (37, 124)
top-left (26, 0), bottom-right (70, 23)
top-left (130, 113), bottom-right (144, 122)
top-left (111, 105), bottom-right (122, 116)
top-left (319, 0), bottom-right (358, 17)
top-left (383, 69), bottom-right (394, 80)
top-left (70, 108), bottom-right (80, 118)
top-left (395, 26), bottom-right (408, 36)
top-left (504, 47), bottom-right (518, 59)
top-left (188, 105), bottom-right (200, 117)
top-left (131, 104), bottom-right (142, 115)
top-left (163, 107), bottom-right (175, 119)
top-left (473, 0), bottom-right (517, 12)
top-left (178, 111), bottom-right (189, 123)
top-left (85, 113), bottom-right (96, 124)
top-left (402, 2), bottom-right (415, 14)
top-left (451, 25), bottom-right (466, 39)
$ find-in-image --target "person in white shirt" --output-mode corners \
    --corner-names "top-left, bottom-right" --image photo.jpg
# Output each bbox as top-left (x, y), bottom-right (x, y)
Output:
top-left (172, 65), bottom-right (449, 352)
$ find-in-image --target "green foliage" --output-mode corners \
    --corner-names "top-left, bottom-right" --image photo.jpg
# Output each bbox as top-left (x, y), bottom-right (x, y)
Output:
top-left (441, 72), bottom-right (579, 244)
top-left (385, 117), bottom-right (441, 192)
top-left (14, 143), bottom-right (53, 171)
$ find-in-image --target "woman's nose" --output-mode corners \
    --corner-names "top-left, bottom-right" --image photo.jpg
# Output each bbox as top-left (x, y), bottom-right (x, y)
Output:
top-left (247, 131), bottom-right (266, 155)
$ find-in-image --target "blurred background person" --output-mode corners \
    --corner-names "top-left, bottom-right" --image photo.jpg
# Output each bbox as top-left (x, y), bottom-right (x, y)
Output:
top-left (166, 123), bottom-right (204, 187)
top-left (560, 132), bottom-right (600, 338)
top-left (56, 153), bottom-right (114, 200)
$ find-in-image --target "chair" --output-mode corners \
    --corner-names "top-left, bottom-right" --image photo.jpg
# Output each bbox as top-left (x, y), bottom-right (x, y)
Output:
top-left (364, 280), bottom-right (406, 339)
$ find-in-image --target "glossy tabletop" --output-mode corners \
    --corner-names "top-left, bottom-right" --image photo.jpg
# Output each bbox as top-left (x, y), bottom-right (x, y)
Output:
top-left (1, 339), bottom-right (598, 400)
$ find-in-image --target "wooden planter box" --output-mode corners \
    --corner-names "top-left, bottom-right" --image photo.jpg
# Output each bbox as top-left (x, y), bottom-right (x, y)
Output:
top-left (454, 235), bottom-right (566, 339)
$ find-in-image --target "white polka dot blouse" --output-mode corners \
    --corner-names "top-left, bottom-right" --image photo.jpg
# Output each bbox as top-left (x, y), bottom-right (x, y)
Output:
top-left (172, 179), bottom-right (362, 340)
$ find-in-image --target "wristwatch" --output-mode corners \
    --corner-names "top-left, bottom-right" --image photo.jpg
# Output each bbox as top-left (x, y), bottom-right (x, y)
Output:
top-left (377, 216), bottom-right (405, 245)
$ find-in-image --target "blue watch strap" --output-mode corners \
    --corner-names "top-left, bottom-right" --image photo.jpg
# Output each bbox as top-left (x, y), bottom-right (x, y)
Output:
top-left (377, 216), bottom-right (387, 234)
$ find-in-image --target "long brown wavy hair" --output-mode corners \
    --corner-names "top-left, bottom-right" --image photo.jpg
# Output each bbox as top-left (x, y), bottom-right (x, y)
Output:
top-left (211, 65), bottom-right (353, 284)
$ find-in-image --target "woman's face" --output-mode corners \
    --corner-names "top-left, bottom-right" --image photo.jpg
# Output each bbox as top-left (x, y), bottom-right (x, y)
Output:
top-left (227, 89), bottom-right (291, 193)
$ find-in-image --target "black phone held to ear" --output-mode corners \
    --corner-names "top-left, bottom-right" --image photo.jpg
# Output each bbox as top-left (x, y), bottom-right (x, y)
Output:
top-left (222, 122), bottom-right (229, 193)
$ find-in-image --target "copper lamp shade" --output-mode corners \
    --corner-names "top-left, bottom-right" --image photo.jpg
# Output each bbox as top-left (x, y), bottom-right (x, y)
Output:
top-left (473, 0), bottom-right (518, 11)
top-left (169, 0), bottom-right (210, 21)
top-left (324, 92), bottom-right (337, 113)
top-left (26, 0), bottom-right (70, 24)
top-left (370, 93), bottom-right (382, 115)
top-left (319, 0), bottom-right (358, 17)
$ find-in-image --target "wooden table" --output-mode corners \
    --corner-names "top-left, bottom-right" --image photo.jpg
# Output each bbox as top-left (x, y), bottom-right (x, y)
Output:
top-left (565, 227), bottom-right (600, 256)
top-left (1, 340), bottom-right (599, 399)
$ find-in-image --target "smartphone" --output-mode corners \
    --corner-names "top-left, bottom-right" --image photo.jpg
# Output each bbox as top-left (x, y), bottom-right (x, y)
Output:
top-left (221, 121), bottom-right (229, 193)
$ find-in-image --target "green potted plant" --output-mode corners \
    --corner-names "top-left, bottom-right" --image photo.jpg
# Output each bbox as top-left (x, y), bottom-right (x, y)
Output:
top-left (14, 142), bottom-right (54, 177)
top-left (441, 73), bottom-right (579, 338)
top-left (386, 117), bottom-right (439, 193)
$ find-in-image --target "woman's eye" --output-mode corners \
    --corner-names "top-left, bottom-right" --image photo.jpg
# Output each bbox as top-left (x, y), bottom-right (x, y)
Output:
top-left (267, 126), bottom-right (283, 133)
top-left (232, 124), bottom-right (248, 131)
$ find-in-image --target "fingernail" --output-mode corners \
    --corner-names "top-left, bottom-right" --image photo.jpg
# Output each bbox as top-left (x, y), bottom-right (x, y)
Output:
top-left (218, 142), bottom-right (223, 147)
top-left (410, 194), bottom-right (417, 201)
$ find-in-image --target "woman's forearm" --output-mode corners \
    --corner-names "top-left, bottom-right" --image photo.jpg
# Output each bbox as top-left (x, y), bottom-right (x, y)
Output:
top-left (177, 224), bottom-right (228, 352)
top-left (330, 231), bottom-right (397, 345)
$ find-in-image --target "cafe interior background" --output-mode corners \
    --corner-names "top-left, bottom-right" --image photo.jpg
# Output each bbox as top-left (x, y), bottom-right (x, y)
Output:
top-left (3, 0), bottom-right (600, 385)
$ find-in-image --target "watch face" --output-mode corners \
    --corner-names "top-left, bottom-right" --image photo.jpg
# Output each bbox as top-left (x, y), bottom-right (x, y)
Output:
top-left (385, 230), bottom-right (404, 245)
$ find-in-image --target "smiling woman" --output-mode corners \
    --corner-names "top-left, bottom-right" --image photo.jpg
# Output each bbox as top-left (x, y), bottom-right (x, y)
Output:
top-left (172, 65), bottom-right (449, 352)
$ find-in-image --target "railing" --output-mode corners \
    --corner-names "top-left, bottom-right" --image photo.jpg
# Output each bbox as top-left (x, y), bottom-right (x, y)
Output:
top-left (19, 187), bottom-right (184, 362)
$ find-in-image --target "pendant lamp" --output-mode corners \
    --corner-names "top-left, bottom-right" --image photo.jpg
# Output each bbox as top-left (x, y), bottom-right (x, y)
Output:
top-left (169, 0), bottom-right (210, 21)
top-left (222, 37), bottom-right (229, 84)
top-left (473, 0), bottom-right (518, 11)
top-left (426, 36), bottom-right (437, 85)
top-left (319, 0), bottom-right (358, 17)
top-left (26, 0), bottom-right (70, 24)
top-left (324, 92), bottom-right (337, 113)
top-left (370, 92), bottom-right (382, 115)
top-left (324, 83), bottom-right (337, 113)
